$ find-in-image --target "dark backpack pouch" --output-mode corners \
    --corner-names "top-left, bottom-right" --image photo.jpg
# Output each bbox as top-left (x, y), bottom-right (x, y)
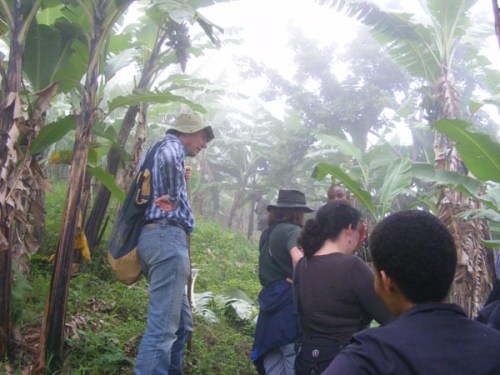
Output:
top-left (294, 336), bottom-right (345, 375)
top-left (108, 141), bottom-right (162, 284)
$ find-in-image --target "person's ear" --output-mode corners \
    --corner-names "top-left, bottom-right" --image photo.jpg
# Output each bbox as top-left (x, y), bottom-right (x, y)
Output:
top-left (379, 270), bottom-right (396, 293)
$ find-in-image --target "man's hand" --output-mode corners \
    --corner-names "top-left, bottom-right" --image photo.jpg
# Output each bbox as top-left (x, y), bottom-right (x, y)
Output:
top-left (155, 195), bottom-right (177, 211)
top-left (290, 246), bottom-right (304, 268)
top-left (185, 166), bottom-right (192, 181)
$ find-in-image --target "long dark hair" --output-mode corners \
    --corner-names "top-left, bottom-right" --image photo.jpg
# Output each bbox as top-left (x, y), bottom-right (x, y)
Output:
top-left (297, 201), bottom-right (361, 257)
top-left (267, 207), bottom-right (306, 228)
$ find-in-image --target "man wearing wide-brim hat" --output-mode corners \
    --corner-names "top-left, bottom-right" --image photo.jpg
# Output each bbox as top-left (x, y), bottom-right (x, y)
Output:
top-left (252, 189), bottom-right (314, 375)
top-left (166, 112), bottom-right (215, 156)
top-left (134, 111), bottom-right (214, 375)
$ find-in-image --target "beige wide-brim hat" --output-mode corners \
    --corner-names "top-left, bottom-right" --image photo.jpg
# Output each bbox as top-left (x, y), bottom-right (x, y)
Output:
top-left (168, 112), bottom-right (215, 142)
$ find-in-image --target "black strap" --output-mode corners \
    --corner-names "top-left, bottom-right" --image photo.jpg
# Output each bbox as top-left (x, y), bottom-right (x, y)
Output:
top-left (135, 140), bottom-right (165, 207)
top-left (294, 257), bottom-right (303, 324)
top-left (140, 140), bottom-right (163, 175)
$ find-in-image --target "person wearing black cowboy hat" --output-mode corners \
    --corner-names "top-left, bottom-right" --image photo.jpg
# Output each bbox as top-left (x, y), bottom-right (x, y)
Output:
top-left (251, 189), bottom-right (313, 375)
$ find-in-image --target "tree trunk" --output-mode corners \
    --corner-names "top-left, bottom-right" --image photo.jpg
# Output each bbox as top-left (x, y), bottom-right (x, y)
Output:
top-left (433, 67), bottom-right (494, 317)
top-left (0, 0), bottom-right (30, 358)
top-left (228, 183), bottom-right (246, 229)
top-left (228, 162), bottom-right (259, 229)
top-left (0, 238), bottom-right (12, 359)
top-left (247, 195), bottom-right (256, 239)
top-left (37, 2), bottom-right (115, 372)
top-left (85, 105), bottom-right (140, 247)
top-left (493, 0), bottom-right (500, 50)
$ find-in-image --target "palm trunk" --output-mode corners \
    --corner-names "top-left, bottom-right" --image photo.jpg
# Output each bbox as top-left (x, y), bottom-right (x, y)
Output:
top-left (0, 0), bottom-right (35, 358)
top-left (493, 0), bottom-right (500, 49)
top-left (433, 67), bottom-right (494, 317)
top-left (228, 183), bottom-right (246, 229)
top-left (0, 242), bottom-right (12, 358)
top-left (37, 2), bottom-right (117, 371)
top-left (85, 105), bottom-right (140, 247)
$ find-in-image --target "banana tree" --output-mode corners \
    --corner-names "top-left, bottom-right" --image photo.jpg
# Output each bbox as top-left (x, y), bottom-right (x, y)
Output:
top-left (312, 134), bottom-right (413, 223)
top-left (427, 119), bottom-right (500, 241)
top-left (36, 1), bottom-right (134, 372)
top-left (0, 0), bottom-right (60, 360)
top-left (0, 0), bottom-right (106, 358)
top-left (494, 0), bottom-right (500, 49)
top-left (318, 0), bottom-right (498, 317)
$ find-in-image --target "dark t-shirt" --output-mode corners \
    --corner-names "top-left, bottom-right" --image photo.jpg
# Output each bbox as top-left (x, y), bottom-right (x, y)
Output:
top-left (295, 253), bottom-right (392, 343)
top-left (258, 222), bottom-right (300, 287)
top-left (323, 303), bottom-right (500, 375)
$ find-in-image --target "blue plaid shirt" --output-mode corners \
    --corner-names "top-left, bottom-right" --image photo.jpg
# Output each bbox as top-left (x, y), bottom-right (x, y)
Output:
top-left (143, 134), bottom-right (194, 233)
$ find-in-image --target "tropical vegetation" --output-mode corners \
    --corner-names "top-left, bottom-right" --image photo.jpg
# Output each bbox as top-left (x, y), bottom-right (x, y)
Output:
top-left (0, 0), bottom-right (498, 373)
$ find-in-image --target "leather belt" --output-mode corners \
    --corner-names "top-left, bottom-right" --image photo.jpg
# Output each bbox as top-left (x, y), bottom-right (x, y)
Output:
top-left (143, 219), bottom-right (188, 234)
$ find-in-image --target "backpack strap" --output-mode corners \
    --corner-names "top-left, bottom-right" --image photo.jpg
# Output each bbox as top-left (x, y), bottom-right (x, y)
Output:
top-left (134, 141), bottom-right (163, 206)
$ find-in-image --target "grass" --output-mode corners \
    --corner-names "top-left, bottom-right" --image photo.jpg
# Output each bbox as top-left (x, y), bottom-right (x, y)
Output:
top-left (5, 184), bottom-right (261, 374)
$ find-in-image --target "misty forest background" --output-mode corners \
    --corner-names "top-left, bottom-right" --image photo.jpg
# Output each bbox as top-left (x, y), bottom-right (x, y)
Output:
top-left (1, 0), bottom-right (500, 374)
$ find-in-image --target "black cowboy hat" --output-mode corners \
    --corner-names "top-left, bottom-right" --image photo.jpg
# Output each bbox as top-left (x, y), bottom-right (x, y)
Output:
top-left (267, 189), bottom-right (314, 213)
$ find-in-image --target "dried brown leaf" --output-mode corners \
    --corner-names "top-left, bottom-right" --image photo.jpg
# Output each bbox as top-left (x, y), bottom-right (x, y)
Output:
top-left (33, 82), bottom-right (59, 114)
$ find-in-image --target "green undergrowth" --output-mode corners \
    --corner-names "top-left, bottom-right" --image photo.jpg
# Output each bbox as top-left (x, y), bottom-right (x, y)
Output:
top-left (9, 193), bottom-right (261, 374)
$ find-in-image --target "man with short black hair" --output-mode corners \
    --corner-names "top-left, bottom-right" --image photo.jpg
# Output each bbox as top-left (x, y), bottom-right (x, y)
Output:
top-left (327, 184), bottom-right (349, 202)
top-left (323, 209), bottom-right (500, 375)
top-left (134, 112), bottom-right (214, 375)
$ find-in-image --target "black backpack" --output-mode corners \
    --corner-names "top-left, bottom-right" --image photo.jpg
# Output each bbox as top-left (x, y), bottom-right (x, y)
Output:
top-left (108, 141), bottom-right (163, 284)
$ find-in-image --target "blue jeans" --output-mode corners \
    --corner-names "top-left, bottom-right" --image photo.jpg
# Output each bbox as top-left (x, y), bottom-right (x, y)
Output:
top-left (134, 223), bottom-right (193, 375)
top-left (263, 343), bottom-right (296, 375)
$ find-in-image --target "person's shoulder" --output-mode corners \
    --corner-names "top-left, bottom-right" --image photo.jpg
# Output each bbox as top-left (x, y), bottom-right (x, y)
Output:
top-left (275, 222), bottom-right (300, 233)
top-left (276, 221), bottom-right (298, 228)
top-left (467, 312), bottom-right (500, 339)
top-left (342, 252), bottom-right (372, 272)
top-left (160, 135), bottom-right (182, 149)
top-left (477, 300), bottom-right (500, 322)
top-left (348, 317), bottom-right (408, 348)
top-left (157, 136), bottom-right (185, 158)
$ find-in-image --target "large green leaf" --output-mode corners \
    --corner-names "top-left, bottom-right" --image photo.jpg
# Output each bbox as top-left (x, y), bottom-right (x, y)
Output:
top-left (24, 24), bottom-right (62, 91)
top-left (29, 115), bottom-right (77, 154)
top-left (482, 240), bottom-right (500, 249)
top-left (316, 0), bottom-right (483, 85)
top-left (52, 39), bottom-right (89, 93)
top-left (104, 49), bottom-right (139, 81)
top-left (195, 10), bottom-right (223, 47)
top-left (434, 119), bottom-right (500, 183)
top-left (313, 162), bottom-right (377, 219)
top-left (316, 134), bottom-right (363, 163)
top-left (37, 2), bottom-right (65, 24)
top-left (425, 0), bottom-right (477, 37)
top-left (412, 162), bottom-right (482, 195)
top-left (379, 155), bottom-right (412, 217)
top-left (477, 187), bottom-right (500, 214)
top-left (25, 8), bottom-right (87, 91)
top-left (92, 125), bottom-right (120, 147)
top-left (411, 163), bottom-right (500, 212)
top-left (153, 0), bottom-right (195, 23)
top-left (316, 0), bottom-right (439, 82)
top-left (107, 90), bottom-right (206, 113)
top-left (86, 166), bottom-right (125, 203)
top-left (364, 143), bottom-right (399, 170)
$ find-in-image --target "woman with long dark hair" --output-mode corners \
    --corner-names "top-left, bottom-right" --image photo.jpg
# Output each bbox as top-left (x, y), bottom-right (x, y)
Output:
top-left (294, 201), bottom-right (391, 375)
top-left (252, 189), bottom-right (313, 375)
